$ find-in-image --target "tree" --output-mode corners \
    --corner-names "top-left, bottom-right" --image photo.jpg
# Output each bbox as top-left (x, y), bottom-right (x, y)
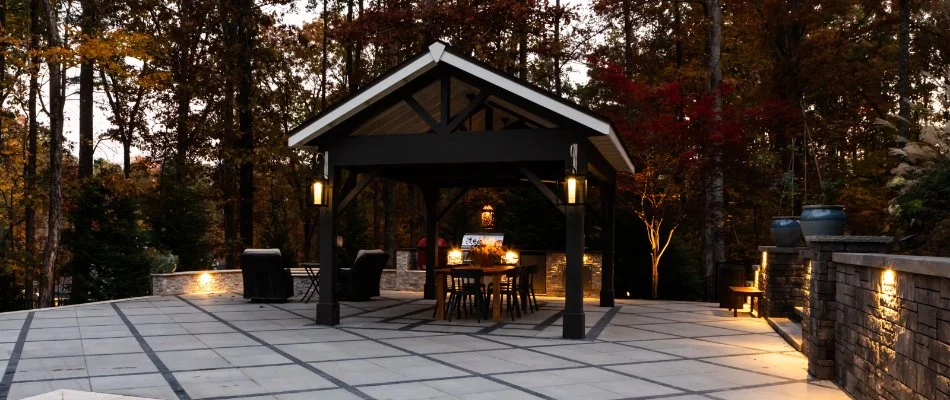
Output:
top-left (39, 0), bottom-right (66, 307)
top-left (65, 163), bottom-right (151, 302)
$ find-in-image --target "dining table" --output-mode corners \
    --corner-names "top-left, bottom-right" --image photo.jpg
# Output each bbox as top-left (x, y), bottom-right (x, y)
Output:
top-left (434, 265), bottom-right (517, 322)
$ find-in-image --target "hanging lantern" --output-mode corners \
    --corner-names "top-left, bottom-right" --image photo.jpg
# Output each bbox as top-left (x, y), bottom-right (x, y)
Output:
top-left (480, 204), bottom-right (495, 231)
top-left (311, 152), bottom-right (330, 207)
top-left (564, 143), bottom-right (586, 205)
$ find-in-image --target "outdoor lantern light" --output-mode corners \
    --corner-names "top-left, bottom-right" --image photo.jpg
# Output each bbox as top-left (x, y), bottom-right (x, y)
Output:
top-left (481, 204), bottom-right (495, 231)
top-left (564, 143), bottom-right (586, 205)
top-left (448, 248), bottom-right (463, 265)
top-left (312, 152), bottom-right (330, 207)
top-left (504, 250), bottom-right (520, 265)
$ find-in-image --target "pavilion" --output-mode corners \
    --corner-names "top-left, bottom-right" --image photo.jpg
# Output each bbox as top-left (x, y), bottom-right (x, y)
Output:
top-left (287, 41), bottom-right (635, 339)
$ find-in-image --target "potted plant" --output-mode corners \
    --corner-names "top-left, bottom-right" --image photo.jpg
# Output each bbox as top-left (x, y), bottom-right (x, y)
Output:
top-left (770, 171), bottom-right (802, 247)
top-left (469, 239), bottom-right (505, 267)
top-left (801, 179), bottom-right (846, 236)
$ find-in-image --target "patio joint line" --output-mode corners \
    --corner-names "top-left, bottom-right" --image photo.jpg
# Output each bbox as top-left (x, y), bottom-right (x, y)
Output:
top-left (380, 305), bottom-right (436, 323)
top-left (471, 332), bottom-right (802, 398)
top-left (399, 319), bottom-right (435, 331)
top-left (585, 305), bottom-right (622, 341)
top-left (192, 386), bottom-right (342, 400)
top-left (476, 321), bottom-right (506, 334)
top-left (176, 296), bottom-right (374, 400)
top-left (0, 312), bottom-right (33, 399)
top-left (336, 326), bottom-right (557, 400)
top-left (533, 310), bottom-right (564, 330)
top-left (112, 302), bottom-right (191, 400)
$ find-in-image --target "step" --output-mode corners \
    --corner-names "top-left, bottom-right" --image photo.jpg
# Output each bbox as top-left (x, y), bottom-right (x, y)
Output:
top-left (793, 306), bottom-right (805, 321)
top-left (768, 317), bottom-right (803, 352)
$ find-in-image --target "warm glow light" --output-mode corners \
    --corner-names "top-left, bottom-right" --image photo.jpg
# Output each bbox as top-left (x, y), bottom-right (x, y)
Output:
top-left (312, 181), bottom-right (324, 205)
top-left (883, 269), bottom-right (896, 286)
top-left (480, 205), bottom-right (495, 231)
top-left (198, 272), bottom-right (213, 289)
top-left (567, 177), bottom-right (577, 204)
top-left (504, 250), bottom-right (520, 265)
top-left (447, 249), bottom-right (463, 265)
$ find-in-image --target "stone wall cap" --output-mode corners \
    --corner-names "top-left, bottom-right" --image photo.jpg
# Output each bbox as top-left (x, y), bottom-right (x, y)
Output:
top-left (804, 235), bottom-right (893, 244)
top-left (833, 253), bottom-right (950, 279)
top-left (151, 269), bottom-right (242, 277)
top-left (759, 246), bottom-right (808, 253)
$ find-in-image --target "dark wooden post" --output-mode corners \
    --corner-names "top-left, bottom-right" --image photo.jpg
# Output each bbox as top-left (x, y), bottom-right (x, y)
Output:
top-left (564, 150), bottom-right (587, 339)
top-left (423, 185), bottom-right (439, 299)
top-left (600, 182), bottom-right (616, 307)
top-left (316, 165), bottom-right (339, 325)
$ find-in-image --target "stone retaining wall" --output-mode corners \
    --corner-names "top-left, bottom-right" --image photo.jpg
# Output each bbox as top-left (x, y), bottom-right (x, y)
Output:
top-left (151, 270), bottom-right (244, 296)
top-left (831, 253), bottom-right (950, 400)
top-left (759, 246), bottom-right (807, 318)
top-left (797, 235), bottom-right (950, 399)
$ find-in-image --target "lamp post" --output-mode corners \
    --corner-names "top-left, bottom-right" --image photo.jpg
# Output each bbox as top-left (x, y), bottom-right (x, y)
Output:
top-left (564, 143), bottom-right (586, 205)
top-left (312, 152), bottom-right (330, 207)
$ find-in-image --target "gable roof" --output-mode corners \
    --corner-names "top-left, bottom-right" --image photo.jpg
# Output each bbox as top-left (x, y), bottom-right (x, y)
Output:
top-left (288, 42), bottom-right (635, 174)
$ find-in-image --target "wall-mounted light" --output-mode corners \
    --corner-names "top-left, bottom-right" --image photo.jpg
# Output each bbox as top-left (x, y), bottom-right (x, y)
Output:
top-left (882, 269), bottom-right (896, 286)
top-left (564, 143), bottom-right (586, 205)
top-left (447, 248), bottom-right (463, 265)
top-left (198, 272), bottom-right (214, 290)
top-left (312, 152), bottom-right (330, 207)
top-left (481, 204), bottom-right (495, 231)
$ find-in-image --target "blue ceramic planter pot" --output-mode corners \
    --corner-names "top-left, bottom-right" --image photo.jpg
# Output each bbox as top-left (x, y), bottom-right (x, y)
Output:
top-left (800, 205), bottom-right (846, 236)
top-left (771, 217), bottom-right (802, 247)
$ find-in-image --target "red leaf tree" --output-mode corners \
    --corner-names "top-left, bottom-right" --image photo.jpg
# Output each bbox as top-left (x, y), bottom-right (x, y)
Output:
top-left (588, 60), bottom-right (744, 299)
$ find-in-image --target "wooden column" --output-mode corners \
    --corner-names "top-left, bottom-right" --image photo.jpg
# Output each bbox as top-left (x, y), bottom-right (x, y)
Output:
top-left (563, 150), bottom-right (587, 339)
top-left (316, 166), bottom-right (339, 325)
top-left (422, 185), bottom-right (439, 300)
top-left (600, 183), bottom-right (616, 307)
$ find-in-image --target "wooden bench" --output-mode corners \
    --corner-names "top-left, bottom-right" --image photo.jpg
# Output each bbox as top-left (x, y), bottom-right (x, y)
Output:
top-left (729, 286), bottom-right (763, 318)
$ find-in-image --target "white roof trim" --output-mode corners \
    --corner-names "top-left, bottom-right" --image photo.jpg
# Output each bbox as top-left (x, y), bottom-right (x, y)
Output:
top-left (288, 55), bottom-right (437, 148)
top-left (288, 43), bottom-right (635, 174)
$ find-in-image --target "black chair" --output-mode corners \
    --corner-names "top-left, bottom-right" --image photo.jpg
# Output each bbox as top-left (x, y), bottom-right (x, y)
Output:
top-left (447, 268), bottom-right (488, 322)
top-left (489, 267), bottom-right (522, 321)
top-left (520, 264), bottom-right (539, 313)
top-left (242, 249), bottom-right (293, 302)
top-left (339, 250), bottom-right (389, 301)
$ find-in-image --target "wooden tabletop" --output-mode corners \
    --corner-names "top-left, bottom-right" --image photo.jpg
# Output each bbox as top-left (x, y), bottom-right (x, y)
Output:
top-left (729, 286), bottom-right (763, 294)
top-left (435, 265), bottom-right (517, 275)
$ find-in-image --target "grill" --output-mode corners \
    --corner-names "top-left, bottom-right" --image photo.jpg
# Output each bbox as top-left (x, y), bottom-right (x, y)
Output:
top-left (459, 232), bottom-right (506, 263)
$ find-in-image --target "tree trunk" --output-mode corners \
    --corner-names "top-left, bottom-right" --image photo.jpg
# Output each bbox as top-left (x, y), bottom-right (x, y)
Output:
top-left (673, 2), bottom-right (683, 69)
top-left (218, 0), bottom-right (239, 267)
top-left (702, 0), bottom-right (725, 284)
top-left (518, 3), bottom-right (527, 80)
top-left (40, 0), bottom-right (65, 308)
top-left (237, 0), bottom-right (255, 249)
top-left (24, 0), bottom-right (39, 256)
top-left (320, 0), bottom-right (328, 107)
top-left (0, 0), bottom-right (6, 143)
top-left (78, 0), bottom-right (95, 179)
top-left (897, 0), bottom-right (911, 139)
top-left (345, 0), bottom-right (354, 92)
top-left (553, 0), bottom-right (561, 96)
top-left (622, 0), bottom-right (632, 76)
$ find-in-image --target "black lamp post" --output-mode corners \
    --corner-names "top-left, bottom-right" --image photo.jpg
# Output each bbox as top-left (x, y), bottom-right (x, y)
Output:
top-left (564, 143), bottom-right (586, 205)
top-left (311, 152), bottom-right (330, 207)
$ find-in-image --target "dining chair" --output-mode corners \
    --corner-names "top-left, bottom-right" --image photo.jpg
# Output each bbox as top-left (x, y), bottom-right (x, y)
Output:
top-left (520, 264), bottom-right (539, 313)
top-left (448, 268), bottom-right (488, 322)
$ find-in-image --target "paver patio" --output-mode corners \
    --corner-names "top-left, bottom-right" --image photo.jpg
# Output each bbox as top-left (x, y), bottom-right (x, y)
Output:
top-left (0, 291), bottom-right (848, 400)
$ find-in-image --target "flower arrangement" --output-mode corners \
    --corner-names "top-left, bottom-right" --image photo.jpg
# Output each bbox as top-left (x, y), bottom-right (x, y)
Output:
top-left (469, 239), bottom-right (506, 267)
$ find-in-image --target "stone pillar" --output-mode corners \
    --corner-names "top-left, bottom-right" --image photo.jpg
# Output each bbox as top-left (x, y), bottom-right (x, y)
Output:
top-left (801, 236), bottom-right (892, 379)
top-left (759, 246), bottom-right (807, 319)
